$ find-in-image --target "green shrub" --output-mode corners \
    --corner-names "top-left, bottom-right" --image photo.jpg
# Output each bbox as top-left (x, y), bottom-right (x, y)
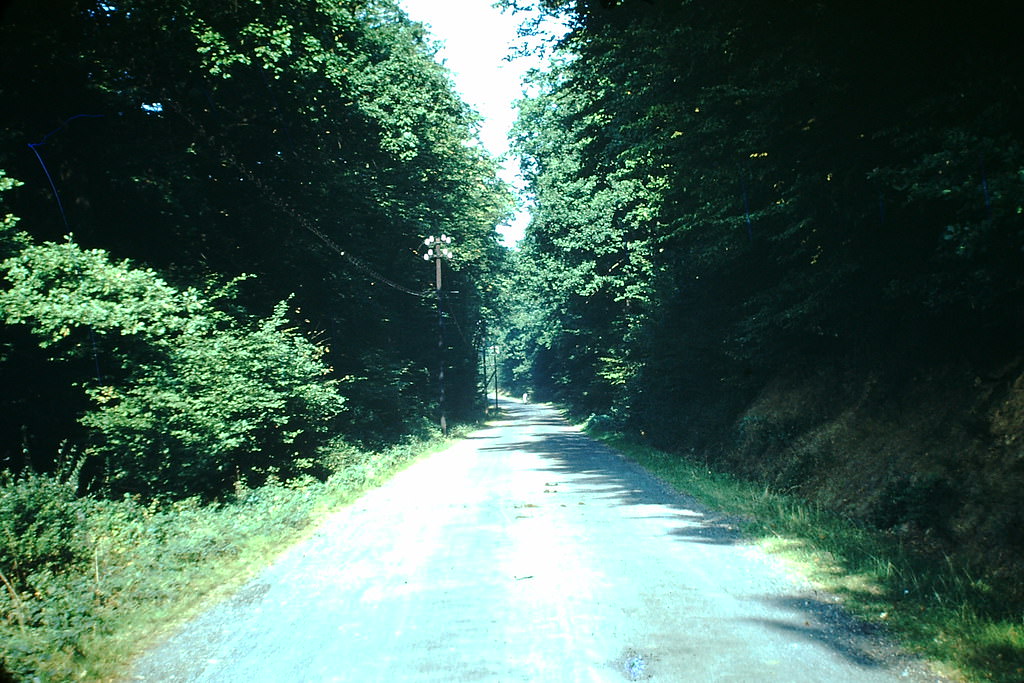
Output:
top-left (0, 471), bottom-right (84, 588)
top-left (1, 238), bottom-right (346, 500)
top-left (79, 299), bottom-right (345, 498)
top-left (583, 412), bottom-right (626, 434)
top-left (0, 471), bottom-right (90, 681)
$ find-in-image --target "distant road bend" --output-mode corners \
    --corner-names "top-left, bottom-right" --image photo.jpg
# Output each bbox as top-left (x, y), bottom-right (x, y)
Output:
top-left (130, 400), bottom-right (942, 682)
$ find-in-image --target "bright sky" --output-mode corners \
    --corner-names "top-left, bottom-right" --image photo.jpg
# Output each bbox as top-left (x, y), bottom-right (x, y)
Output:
top-left (398, 0), bottom-right (560, 247)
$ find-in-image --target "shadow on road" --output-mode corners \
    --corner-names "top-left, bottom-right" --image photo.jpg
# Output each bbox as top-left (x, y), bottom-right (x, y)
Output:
top-left (748, 595), bottom-right (895, 668)
top-left (480, 402), bottom-right (742, 540)
top-left (475, 400), bottom-right (915, 673)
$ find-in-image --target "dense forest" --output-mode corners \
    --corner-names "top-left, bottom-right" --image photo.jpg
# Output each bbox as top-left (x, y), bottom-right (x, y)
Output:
top-left (499, 0), bottom-right (1024, 593)
top-left (1, 3), bottom-right (511, 676)
top-left (3, 0), bottom-right (1024, 678)
top-left (1, 0), bottom-right (511, 498)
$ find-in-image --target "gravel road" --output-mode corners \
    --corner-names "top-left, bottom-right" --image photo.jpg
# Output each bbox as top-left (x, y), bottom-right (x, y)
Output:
top-left (129, 400), bottom-right (944, 682)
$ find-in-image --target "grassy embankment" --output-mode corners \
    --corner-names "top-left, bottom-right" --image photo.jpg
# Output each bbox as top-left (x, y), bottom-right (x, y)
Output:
top-left (587, 428), bottom-right (1023, 683)
top-left (0, 428), bottom-right (468, 683)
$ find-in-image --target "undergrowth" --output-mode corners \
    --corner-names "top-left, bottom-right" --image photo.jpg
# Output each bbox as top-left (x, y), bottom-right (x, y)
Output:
top-left (589, 429), bottom-right (1024, 683)
top-left (0, 429), bottom-right (463, 682)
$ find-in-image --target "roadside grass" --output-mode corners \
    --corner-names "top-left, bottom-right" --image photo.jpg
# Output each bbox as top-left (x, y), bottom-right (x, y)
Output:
top-left (589, 430), bottom-right (1024, 683)
top-left (0, 428), bottom-right (465, 682)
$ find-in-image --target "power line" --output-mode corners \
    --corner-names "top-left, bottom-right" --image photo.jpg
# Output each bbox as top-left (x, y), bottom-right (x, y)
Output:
top-left (26, 114), bottom-right (105, 231)
top-left (171, 102), bottom-right (432, 299)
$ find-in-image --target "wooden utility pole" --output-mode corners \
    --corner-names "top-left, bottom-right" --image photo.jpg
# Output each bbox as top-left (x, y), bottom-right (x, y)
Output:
top-left (492, 344), bottom-right (499, 411)
top-left (423, 235), bottom-right (453, 435)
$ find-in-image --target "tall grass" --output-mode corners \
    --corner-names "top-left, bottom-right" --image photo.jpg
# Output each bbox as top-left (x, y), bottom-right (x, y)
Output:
top-left (0, 430), bottom-right (461, 682)
top-left (593, 431), bottom-right (1024, 683)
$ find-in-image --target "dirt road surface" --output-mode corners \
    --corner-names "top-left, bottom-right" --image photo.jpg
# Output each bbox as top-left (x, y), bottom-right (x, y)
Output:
top-left (129, 400), bottom-right (943, 682)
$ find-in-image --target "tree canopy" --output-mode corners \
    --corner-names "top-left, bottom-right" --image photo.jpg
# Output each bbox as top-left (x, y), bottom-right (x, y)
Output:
top-left (494, 0), bottom-right (1024, 592)
top-left (1, 0), bottom-right (512, 497)
top-left (503, 0), bottom-right (1024, 431)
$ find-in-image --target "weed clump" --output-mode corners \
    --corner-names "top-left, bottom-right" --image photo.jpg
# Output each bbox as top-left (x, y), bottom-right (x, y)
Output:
top-left (0, 470), bottom-right (84, 587)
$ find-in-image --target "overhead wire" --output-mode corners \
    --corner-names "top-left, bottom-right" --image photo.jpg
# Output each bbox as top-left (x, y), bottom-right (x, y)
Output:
top-left (28, 102), bottom-right (478, 366)
top-left (27, 114), bottom-right (105, 231)
top-left (170, 101), bottom-right (433, 299)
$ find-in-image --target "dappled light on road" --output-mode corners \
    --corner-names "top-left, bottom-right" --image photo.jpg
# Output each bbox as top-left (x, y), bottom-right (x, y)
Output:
top-left (131, 401), bottom-right (942, 682)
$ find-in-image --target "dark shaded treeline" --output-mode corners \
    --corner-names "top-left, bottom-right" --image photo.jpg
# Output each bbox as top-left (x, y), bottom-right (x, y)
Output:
top-left (1, 0), bottom-right (511, 498)
top-left (501, 0), bottom-right (1024, 585)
